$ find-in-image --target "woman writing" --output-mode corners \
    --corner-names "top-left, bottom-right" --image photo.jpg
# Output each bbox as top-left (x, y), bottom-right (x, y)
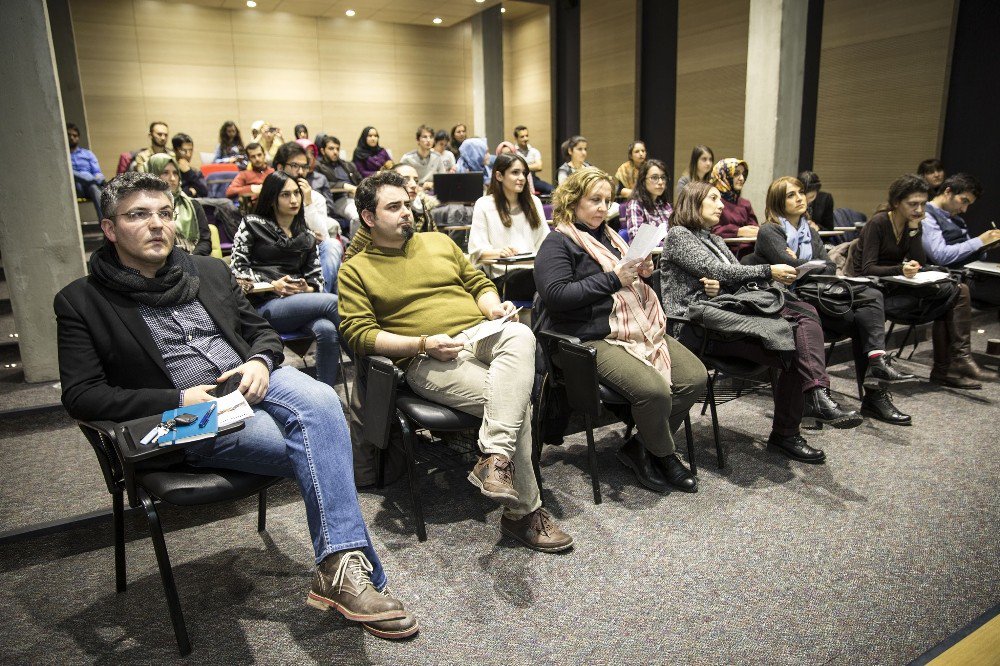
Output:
top-left (230, 171), bottom-right (342, 389)
top-left (147, 154), bottom-right (212, 256)
top-left (620, 158), bottom-right (672, 241)
top-left (660, 181), bottom-right (862, 464)
top-left (614, 140), bottom-right (647, 199)
top-left (534, 167), bottom-right (706, 493)
top-left (352, 126), bottom-right (393, 178)
top-left (674, 145), bottom-right (714, 197)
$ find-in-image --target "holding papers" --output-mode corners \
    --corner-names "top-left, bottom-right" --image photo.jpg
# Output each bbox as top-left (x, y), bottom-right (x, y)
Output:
top-left (794, 260), bottom-right (828, 279)
top-left (624, 224), bottom-right (668, 262)
top-left (463, 308), bottom-right (523, 345)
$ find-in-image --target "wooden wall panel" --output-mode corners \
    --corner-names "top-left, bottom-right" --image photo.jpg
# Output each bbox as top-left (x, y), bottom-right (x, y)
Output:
top-left (674, 0), bottom-right (749, 188)
top-left (503, 4), bottom-right (552, 175)
top-left (579, 0), bottom-right (637, 177)
top-left (70, 0), bottom-right (473, 172)
top-left (812, 0), bottom-right (954, 215)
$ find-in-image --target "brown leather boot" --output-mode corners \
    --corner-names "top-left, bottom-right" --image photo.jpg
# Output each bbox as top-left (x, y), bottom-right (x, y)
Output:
top-left (468, 454), bottom-right (519, 508)
top-left (929, 290), bottom-right (983, 389)
top-left (306, 550), bottom-right (408, 622)
top-left (500, 508), bottom-right (574, 553)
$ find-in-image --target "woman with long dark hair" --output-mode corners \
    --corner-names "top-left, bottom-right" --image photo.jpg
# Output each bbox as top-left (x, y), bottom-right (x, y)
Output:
top-left (230, 171), bottom-right (342, 388)
top-left (352, 126), bottom-right (392, 178)
top-left (614, 140), bottom-right (647, 199)
top-left (214, 120), bottom-right (245, 164)
top-left (556, 135), bottom-right (590, 185)
top-left (675, 145), bottom-right (714, 197)
top-left (448, 123), bottom-right (467, 158)
top-left (620, 158), bottom-right (672, 241)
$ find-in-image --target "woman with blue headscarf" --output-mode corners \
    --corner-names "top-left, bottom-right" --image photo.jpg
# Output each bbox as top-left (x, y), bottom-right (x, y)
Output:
top-left (456, 137), bottom-right (491, 186)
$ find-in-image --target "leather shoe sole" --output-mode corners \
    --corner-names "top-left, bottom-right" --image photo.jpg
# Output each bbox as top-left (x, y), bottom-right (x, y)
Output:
top-left (306, 592), bottom-right (407, 622)
top-left (860, 406), bottom-right (912, 426)
top-left (804, 412), bottom-right (863, 429)
top-left (615, 450), bottom-right (670, 493)
top-left (930, 375), bottom-right (982, 390)
top-left (363, 613), bottom-right (420, 640)
top-left (768, 441), bottom-right (826, 464)
top-left (499, 522), bottom-right (574, 553)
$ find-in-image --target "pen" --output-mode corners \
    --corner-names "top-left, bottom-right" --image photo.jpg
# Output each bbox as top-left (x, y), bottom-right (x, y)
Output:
top-left (991, 221), bottom-right (997, 230)
top-left (199, 402), bottom-right (217, 428)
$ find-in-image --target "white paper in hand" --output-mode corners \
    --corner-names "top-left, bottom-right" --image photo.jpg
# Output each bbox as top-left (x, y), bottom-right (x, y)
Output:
top-left (464, 308), bottom-right (523, 345)
top-left (625, 224), bottom-right (667, 261)
top-left (214, 390), bottom-right (254, 429)
top-left (795, 260), bottom-right (827, 278)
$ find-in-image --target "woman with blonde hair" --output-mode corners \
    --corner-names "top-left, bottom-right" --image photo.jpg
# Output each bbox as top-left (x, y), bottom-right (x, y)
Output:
top-left (533, 167), bottom-right (706, 494)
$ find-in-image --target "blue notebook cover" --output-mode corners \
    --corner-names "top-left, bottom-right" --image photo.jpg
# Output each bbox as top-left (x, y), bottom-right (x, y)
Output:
top-left (157, 401), bottom-right (219, 446)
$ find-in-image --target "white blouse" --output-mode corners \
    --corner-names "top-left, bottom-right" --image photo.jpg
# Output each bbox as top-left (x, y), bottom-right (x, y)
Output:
top-left (468, 194), bottom-right (549, 278)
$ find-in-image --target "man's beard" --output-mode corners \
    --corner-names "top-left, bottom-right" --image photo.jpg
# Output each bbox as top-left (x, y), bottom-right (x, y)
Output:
top-left (400, 226), bottom-right (415, 241)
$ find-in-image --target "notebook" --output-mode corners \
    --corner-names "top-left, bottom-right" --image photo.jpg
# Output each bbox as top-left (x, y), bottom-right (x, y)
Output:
top-left (157, 401), bottom-right (218, 447)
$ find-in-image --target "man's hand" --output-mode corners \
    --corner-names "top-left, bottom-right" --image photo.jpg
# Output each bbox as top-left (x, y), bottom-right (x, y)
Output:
top-left (977, 229), bottom-right (1000, 246)
top-left (297, 177), bottom-right (313, 206)
top-left (250, 183), bottom-right (262, 195)
top-left (902, 260), bottom-right (921, 278)
top-left (488, 301), bottom-right (518, 321)
top-left (425, 334), bottom-right (464, 361)
top-left (737, 226), bottom-right (759, 238)
top-left (345, 183), bottom-right (357, 195)
top-left (218, 358), bottom-right (270, 405)
top-left (700, 277), bottom-right (721, 297)
top-left (183, 385), bottom-right (217, 406)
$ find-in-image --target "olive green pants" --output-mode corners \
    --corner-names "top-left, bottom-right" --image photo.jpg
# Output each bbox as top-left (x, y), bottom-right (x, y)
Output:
top-left (582, 336), bottom-right (707, 456)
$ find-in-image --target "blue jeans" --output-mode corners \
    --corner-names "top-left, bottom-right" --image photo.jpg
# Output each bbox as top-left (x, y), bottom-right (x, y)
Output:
top-left (184, 366), bottom-right (386, 588)
top-left (75, 178), bottom-right (103, 219)
top-left (318, 239), bottom-right (343, 294)
top-left (258, 292), bottom-right (341, 388)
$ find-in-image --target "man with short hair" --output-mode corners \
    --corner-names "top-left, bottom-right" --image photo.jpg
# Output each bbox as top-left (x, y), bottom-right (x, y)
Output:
top-left (338, 171), bottom-right (573, 554)
top-left (512, 125), bottom-right (552, 194)
top-left (171, 133), bottom-right (208, 198)
top-left (315, 135), bottom-right (362, 235)
top-left (225, 142), bottom-right (274, 201)
top-left (399, 124), bottom-right (444, 189)
top-left (132, 121), bottom-right (174, 173)
top-left (67, 122), bottom-right (105, 219)
top-left (55, 172), bottom-right (418, 640)
top-left (922, 173), bottom-right (1000, 268)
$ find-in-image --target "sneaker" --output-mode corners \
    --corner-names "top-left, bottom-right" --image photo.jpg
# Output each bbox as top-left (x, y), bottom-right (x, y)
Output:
top-left (306, 550), bottom-right (407, 622)
top-left (500, 508), bottom-right (574, 553)
top-left (362, 588), bottom-right (420, 640)
top-left (468, 454), bottom-right (519, 508)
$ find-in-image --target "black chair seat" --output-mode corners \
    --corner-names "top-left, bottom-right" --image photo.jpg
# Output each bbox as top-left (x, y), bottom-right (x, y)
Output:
top-left (138, 466), bottom-right (278, 506)
top-left (701, 354), bottom-right (768, 378)
top-left (396, 393), bottom-right (482, 432)
top-left (598, 383), bottom-right (629, 404)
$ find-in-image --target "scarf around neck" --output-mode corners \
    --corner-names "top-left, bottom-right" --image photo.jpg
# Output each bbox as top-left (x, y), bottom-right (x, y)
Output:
top-left (779, 216), bottom-right (813, 260)
top-left (89, 243), bottom-right (200, 307)
top-left (711, 158), bottom-right (749, 204)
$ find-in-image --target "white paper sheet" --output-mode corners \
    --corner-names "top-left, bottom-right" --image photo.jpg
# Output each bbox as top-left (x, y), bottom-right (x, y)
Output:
top-left (882, 270), bottom-right (950, 286)
top-left (463, 308), bottom-right (523, 345)
top-left (624, 224), bottom-right (667, 261)
top-left (215, 390), bottom-right (254, 429)
top-left (795, 260), bottom-right (828, 278)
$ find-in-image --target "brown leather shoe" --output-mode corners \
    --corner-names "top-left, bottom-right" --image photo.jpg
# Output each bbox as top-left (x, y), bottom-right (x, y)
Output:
top-left (362, 588), bottom-right (419, 639)
top-left (468, 454), bottom-right (519, 508)
top-left (952, 356), bottom-right (999, 382)
top-left (500, 508), bottom-right (573, 553)
top-left (306, 550), bottom-right (407, 622)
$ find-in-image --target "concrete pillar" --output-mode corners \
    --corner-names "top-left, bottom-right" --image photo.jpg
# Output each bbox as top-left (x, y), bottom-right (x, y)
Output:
top-left (0, 0), bottom-right (86, 382)
top-left (47, 0), bottom-right (90, 147)
top-left (471, 5), bottom-right (504, 147)
top-left (742, 0), bottom-right (808, 210)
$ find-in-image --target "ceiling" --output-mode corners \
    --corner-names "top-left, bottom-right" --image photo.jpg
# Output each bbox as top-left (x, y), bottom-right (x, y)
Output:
top-left (177, 0), bottom-right (546, 27)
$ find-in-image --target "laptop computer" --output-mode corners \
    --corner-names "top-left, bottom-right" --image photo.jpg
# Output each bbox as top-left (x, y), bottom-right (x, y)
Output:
top-left (433, 172), bottom-right (484, 204)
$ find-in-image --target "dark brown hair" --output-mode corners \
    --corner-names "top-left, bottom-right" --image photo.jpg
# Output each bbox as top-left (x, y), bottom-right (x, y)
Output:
top-left (489, 153), bottom-right (543, 229)
top-left (671, 181), bottom-right (715, 231)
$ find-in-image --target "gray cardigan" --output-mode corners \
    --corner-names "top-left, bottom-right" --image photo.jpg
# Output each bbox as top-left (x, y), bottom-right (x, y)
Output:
top-left (659, 225), bottom-right (771, 329)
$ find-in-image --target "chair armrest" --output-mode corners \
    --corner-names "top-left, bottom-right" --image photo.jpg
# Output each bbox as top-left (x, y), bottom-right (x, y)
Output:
top-left (362, 356), bottom-right (403, 450)
top-left (536, 330), bottom-right (582, 346)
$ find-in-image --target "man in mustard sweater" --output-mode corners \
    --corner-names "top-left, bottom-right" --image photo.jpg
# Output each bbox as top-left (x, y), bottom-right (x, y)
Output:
top-left (338, 171), bottom-right (573, 553)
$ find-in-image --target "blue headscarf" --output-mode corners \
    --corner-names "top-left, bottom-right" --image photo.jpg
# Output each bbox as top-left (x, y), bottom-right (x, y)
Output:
top-left (780, 216), bottom-right (813, 260)
top-left (456, 137), bottom-right (490, 184)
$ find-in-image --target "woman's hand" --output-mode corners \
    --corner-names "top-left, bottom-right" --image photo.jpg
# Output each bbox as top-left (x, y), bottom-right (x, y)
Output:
top-left (614, 259), bottom-right (641, 285)
top-left (637, 256), bottom-right (655, 278)
top-left (271, 275), bottom-right (308, 297)
top-left (902, 260), bottom-right (921, 278)
top-left (700, 277), bottom-right (720, 297)
top-left (784, 247), bottom-right (797, 260)
top-left (770, 264), bottom-right (797, 285)
top-left (498, 246), bottom-right (520, 258)
top-left (737, 226), bottom-right (759, 238)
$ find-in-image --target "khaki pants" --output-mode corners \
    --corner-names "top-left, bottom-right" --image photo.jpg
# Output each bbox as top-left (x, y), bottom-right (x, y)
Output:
top-left (405, 321), bottom-right (540, 519)
top-left (583, 336), bottom-right (707, 456)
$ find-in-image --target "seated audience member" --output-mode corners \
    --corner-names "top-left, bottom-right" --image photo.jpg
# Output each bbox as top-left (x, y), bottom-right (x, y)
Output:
top-left (316, 135), bottom-right (362, 236)
top-left (917, 158), bottom-right (946, 193)
top-left (751, 176), bottom-right (915, 424)
top-left (675, 144), bottom-right (714, 197)
top-left (456, 137), bottom-right (491, 186)
top-left (131, 121), bottom-right (174, 173)
top-left (849, 174), bottom-right (997, 389)
top-left (147, 154), bottom-right (211, 256)
top-left (55, 172), bottom-right (417, 640)
top-left (614, 140), bottom-right (647, 199)
top-left (353, 126), bottom-right (393, 179)
top-left (620, 158), bottom-right (672, 241)
top-left (710, 158), bottom-right (759, 257)
top-left (433, 129), bottom-right (457, 172)
top-left (250, 120), bottom-right (284, 163)
top-left (214, 120), bottom-right (246, 165)
top-left (294, 124), bottom-right (310, 140)
top-left (556, 135), bottom-right (590, 185)
top-left (225, 142), bottom-right (274, 201)
top-left (468, 153), bottom-right (548, 293)
top-left (513, 125), bottom-right (552, 194)
top-left (797, 170), bottom-right (835, 231)
top-left (344, 164), bottom-right (436, 263)
top-left (448, 123), bottom-right (467, 158)
top-left (338, 171), bottom-right (572, 552)
top-left (272, 142), bottom-right (344, 292)
top-left (171, 133), bottom-right (208, 198)
top-left (922, 173), bottom-right (1000, 268)
top-left (400, 124), bottom-right (444, 189)
top-left (495, 141), bottom-right (534, 194)
top-left (534, 168), bottom-right (705, 492)
top-left (67, 122), bottom-right (105, 219)
top-left (661, 181), bottom-right (862, 463)
top-left (230, 171), bottom-right (343, 388)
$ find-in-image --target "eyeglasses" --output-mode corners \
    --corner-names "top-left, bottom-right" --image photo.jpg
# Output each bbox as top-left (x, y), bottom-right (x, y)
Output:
top-left (118, 209), bottom-right (175, 223)
top-left (286, 162), bottom-right (309, 171)
top-left (646, 175), bottom-right (667, 183)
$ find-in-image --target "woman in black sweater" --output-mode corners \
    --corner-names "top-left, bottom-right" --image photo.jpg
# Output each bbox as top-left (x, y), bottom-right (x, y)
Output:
top-left (230, 171), bottom-right (342, 388)
top-left (749, 176), bottom-right (914, 425)
top-left (534, 167), bottom-right (706, 493)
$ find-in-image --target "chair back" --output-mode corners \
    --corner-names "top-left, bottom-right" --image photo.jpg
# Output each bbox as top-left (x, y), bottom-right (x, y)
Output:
top-left (201, 163), bottom-right (239, 176)
top-left (77, 421), bottom-right (125, 495)
top-left (205, 171), bottom-right (238, 198)
top-left (208, 224), bottom-right (223, 259)
top-left (362, 356), bottom-right (402, 450)
top-left (279, 331), bottom-right (315, 359)
top-left (555, 339), bottom-right (602, 418)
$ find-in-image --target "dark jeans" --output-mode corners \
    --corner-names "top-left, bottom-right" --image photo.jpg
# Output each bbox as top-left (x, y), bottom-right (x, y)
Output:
top-left (814, 286), bottom-right (886, 354)
top-left (75, 178), bottom-right (103, 219)
top-left (257, 293), bottom-right (341, 388)
top-left (678, 302), bottom-right (829, 436)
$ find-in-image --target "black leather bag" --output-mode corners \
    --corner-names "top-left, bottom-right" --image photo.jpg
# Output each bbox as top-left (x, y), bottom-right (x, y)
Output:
top-left (795, 275), bottom-right (875, 317)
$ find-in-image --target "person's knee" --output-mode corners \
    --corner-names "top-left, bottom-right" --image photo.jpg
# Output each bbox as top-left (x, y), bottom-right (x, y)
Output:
top-left (310, 317), bottom-right (340, 341)
top-left (503, 321), bottom-right (536, 354)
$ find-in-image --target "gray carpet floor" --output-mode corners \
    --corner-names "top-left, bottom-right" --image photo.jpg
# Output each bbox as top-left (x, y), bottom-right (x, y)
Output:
top-left (1, 320), bottom-right (998, 664)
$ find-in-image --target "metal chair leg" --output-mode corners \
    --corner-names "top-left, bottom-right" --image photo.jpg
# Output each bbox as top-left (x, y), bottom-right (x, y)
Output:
top-left (139, 488), bottom-right (191, 656)
top-left (706, 376), bottom-right (726, 469)
top-left (852, 335), bottom-right (867, 400)
top-left (585, 413), bottom-right (601, 504)
top-left (905, 325), bottom-right (920, 359)
top-left (257, 488), bottom-right (267, 532)
top-left (113, 488), bottom-right (126, 593)
top-left (700, 370), bottom-right (717, 416)
top-left (397, 413), bottom-right (427, 542)
top-left (375, 445), bottom-right (386, 489)
top-left (684, 414), bottom-right (697, 476)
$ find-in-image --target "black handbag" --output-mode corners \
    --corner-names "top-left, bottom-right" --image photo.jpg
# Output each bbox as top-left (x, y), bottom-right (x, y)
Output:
top-left (795, 275), bottom-right (876, 317)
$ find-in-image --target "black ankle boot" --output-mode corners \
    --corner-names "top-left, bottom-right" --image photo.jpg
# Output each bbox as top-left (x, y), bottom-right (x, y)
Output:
top-left (615, 437), bottom-right (669, 493)
top-left (865, 354), bottom-right (917, 385)
top-left (803, 388), bottom-right (863, 429)
top-left (860, 388), bottom-right (912, 426)
top-left (654, 454), bottom-right (698, 493)
top-left (767, 432), bottom-right (826, 463)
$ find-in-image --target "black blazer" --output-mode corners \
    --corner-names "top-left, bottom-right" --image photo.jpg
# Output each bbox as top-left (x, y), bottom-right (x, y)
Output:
top-left (55, 255), bottom-right (284, 423)
top-left (809, 191), bottom-right (835, 231)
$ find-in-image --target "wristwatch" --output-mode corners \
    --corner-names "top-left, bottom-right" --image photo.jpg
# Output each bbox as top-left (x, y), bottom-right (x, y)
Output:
top-left (418, 334), bottom-right (428, 355)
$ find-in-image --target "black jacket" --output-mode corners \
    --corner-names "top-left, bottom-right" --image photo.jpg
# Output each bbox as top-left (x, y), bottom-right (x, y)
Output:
top-left (55, 255), bottom-right (283, 422)
top-left (316, 158), bottom-right (362, 201)
top-left (533, 224), bottom-right (622, 342)
top-left (809, 191), bottom-right (835, 231)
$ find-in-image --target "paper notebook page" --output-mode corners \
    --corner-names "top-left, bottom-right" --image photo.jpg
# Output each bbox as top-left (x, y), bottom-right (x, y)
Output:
top-left (625, 224), bottom-right (667, 261)
top-left (215, 390), bottom-right (254, 429)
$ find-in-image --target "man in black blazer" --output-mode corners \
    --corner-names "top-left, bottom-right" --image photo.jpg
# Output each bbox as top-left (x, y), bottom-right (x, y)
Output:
top-left (55, 172), bottom-right (417, 640)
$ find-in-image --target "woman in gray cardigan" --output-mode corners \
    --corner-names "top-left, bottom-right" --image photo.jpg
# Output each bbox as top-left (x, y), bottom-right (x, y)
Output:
top-left (659, 181), bottom-right (862, 464)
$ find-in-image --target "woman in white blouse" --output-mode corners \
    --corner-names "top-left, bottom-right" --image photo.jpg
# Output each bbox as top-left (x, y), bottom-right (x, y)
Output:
top-left (469, 152), bottom-right (549, 283)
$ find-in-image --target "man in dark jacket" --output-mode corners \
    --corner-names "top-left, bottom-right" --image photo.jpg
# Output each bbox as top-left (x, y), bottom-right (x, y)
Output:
top-left (54, 172), bottom-right (417, 640)
top-left (315, 135), bottom-right (362, 235)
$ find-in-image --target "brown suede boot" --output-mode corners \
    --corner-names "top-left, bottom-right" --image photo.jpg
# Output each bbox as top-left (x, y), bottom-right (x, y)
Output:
top-left (929, 288), bottom-right (983, 389)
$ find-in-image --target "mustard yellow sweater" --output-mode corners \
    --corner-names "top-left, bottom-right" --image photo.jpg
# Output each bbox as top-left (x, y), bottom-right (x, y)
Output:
top-left (338, 232), bottom-right (497, 358)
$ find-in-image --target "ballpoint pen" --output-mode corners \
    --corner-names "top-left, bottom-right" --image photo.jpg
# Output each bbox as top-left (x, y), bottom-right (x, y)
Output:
top-left (199, 402), bottom-right (217, 428)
